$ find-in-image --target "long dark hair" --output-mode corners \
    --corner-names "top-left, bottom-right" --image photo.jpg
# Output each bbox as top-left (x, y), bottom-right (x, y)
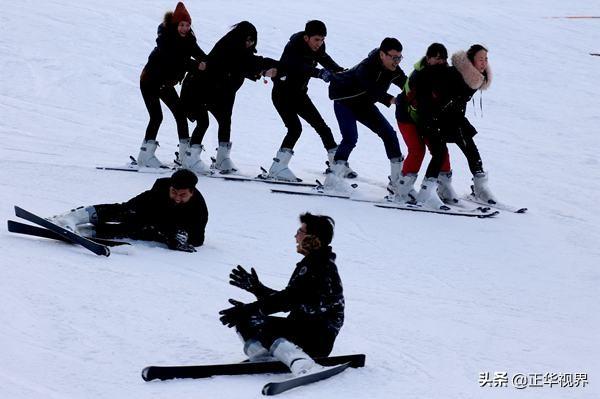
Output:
top-left (228, 21), bottom-right (258, 52)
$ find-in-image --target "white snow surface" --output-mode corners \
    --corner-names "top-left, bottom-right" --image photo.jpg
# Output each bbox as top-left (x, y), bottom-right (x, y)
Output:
top-left (1, 1), bottom-right (599, 398)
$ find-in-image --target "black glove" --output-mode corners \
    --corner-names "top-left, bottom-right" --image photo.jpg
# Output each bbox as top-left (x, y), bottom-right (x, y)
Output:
top-left (218, 299), bottom-right (260, 328)
top-left (229, 265), bottom-right (265, 294)
top-left (317, 69), bottom-right (333, 82)
top-left (167, 229), bottom-right (196, 253)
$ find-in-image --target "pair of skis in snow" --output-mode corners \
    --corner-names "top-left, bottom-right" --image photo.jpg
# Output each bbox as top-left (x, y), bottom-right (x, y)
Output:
top-left (7, 206), bottom-right (129, 256)
top-left (142, 353), bottom-right (365, 395)
top-left (271, 184), bottom-right (524, 217)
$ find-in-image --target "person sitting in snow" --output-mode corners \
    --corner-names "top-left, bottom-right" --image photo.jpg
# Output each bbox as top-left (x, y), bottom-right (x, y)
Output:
top-left (411, 44), bottom-right (496, 209)
top-left (219, 212), bottom-right (344, 376)
top-left (48, 169), bottom-right (208, 252)
top-left (324, 37), bottom-right (408, 194)
top-left (137, 2), bottom-right (207, 168)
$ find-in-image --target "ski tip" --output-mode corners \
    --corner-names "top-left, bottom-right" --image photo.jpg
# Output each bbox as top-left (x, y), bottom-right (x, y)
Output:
top-left (141, 366), bottom-right (153, 381)
top-left (262, 383), bottom-right (274, 395)
top-left (478, 210), bottom-right (500, 218)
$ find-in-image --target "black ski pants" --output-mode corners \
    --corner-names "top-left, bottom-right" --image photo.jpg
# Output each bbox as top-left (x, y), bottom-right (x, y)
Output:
top-left (236, 315), bottom-right (337, 358)
top-left (423, 120), bottom-right (484, 178)
top-left (140, 79), bottom-right (189, 141)
top-left (189, 97), bottom-right (235, 145)
top-left (272, 87), bottom-right (337, 151)
top-left (90, 203), bottom-right (165, 243)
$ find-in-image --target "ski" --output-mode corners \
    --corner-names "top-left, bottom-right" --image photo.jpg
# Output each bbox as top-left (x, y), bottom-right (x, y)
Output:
top-left (212, 172), bottom-right (317, 188)
top-left (271, 187), bottom-right (379, 202)
top-left (269, 180), bottom-right (381, 203)
top-left (13, 206), bottom-right (110, 256)
top-left (7, 220), bottom-right (129, 247)
top-left (201, 166), bottom-right (317, 187)
top-left (141, 353), bottom-right (365, 381)
top-left (96, 165), bottom-right (174, 173)
top-left (96, 156), bottom-right (175, 173)
top-left (375, 202), bottom-right (499, 218)
top-left (463, 194), bottom-right (527, 213)
top-left (262, 362), bottom-right (352, 395)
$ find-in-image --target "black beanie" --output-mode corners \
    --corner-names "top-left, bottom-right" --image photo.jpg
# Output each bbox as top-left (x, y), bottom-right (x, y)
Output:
top-left (304, 20), bottom-right (327, 37)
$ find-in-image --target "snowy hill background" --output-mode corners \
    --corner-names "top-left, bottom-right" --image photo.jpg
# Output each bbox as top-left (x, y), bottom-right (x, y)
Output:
top-left (1, 1), bottom-right (599, 398)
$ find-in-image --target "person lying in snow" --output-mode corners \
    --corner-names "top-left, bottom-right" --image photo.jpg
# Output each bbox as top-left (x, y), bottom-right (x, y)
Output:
top-left (47, 169), bottom-right (208, 252)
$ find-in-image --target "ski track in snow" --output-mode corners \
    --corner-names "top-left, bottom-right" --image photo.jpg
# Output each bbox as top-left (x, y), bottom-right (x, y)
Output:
top-left (1, 1), bottom-right (599, 398)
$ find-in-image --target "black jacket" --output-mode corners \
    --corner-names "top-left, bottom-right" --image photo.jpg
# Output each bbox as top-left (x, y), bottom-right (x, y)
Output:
top-left (272, 32), bottom-right (343, 94)
top-left (142, 22), bottom-right (206, 86)
top-left (124, 178), bottom-right (208, 246)
top-left (181, 29), bottom-right (278, 108)
top-left (254, 247), bottom-right (344, 335)
top-left (329, 48), bottom-right (407, 107)
top-left (416, 66), bottom-right (479, 141)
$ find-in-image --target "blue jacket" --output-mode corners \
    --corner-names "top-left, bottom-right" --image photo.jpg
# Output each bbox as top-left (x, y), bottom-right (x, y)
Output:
top-left (329, 48), bottom-right (407, 107)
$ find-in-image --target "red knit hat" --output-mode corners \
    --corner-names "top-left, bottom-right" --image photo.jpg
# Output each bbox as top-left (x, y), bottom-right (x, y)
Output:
top-left (173, 2), bottom-right (191, 25)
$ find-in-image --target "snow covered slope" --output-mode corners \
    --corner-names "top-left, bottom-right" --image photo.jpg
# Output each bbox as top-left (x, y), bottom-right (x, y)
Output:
top-left (0, 1), bottom-right (598, 398)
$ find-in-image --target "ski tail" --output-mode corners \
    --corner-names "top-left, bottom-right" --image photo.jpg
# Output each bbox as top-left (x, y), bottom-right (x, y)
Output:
top-left (8, 220), bottom-right (129, 247)
top-left (14, 206), bottom-right (110, 256)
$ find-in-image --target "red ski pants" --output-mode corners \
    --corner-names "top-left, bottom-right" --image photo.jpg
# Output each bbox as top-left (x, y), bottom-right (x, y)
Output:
top-left (398, 122), bottom-right (450, 174)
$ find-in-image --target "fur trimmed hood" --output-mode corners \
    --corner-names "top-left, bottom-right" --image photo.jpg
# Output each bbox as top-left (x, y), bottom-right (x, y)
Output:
top-left (451, 50), bottom-right (492, 91)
